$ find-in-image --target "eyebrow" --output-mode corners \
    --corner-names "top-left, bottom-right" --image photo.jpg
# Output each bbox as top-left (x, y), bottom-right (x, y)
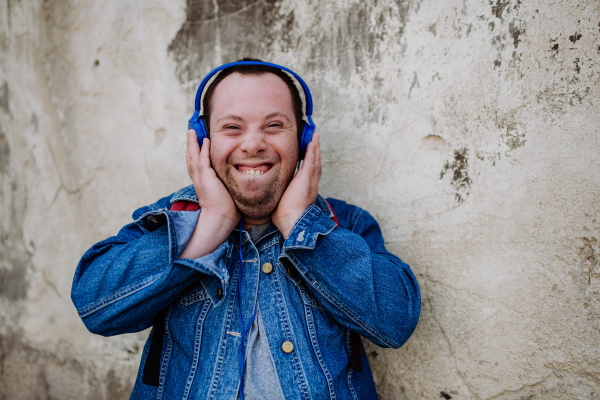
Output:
top-left (264, 112), bottom-right (291, 122)
top-left (216, 112), bottom-right (292, 124)
top-left (216, 114), bottom-right (244, 124)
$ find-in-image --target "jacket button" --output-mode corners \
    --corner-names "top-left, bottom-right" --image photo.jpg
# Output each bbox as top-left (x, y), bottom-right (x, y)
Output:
top-left (281, 341), bottom-right (294, 353)
top-left (287, 266), bottom-right (298, 278)
top-left (216, 288), bottom-right (223, 300)
top-left (261, 262), bottom-right (273, 274)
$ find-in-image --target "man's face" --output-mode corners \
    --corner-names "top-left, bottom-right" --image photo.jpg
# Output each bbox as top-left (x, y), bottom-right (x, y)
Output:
top-left (208, 72), bottom-right (299, 220)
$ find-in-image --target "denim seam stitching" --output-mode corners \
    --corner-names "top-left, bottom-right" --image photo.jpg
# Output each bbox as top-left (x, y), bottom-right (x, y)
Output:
top-left (297, 283), bottom-right (326, 311)
top-left (167, 211), bottom-right (177, 265)
top-left (273, 261), bottom-right (312, 400)
top-left (175, 259), bottom-right (229, 284)
top-left (288, 204), bottom-right (317, 236)
top-left (349, 208), bottom-right (364, 233)
top-left (77, 275), bottom-right (161, 317)
top-left (288, 252), bottom-right (397, 348)
top-left (300, 285), bottom-right (336, 400)
top-left (207, 260), bottom-right (239, 400)
top-left (257, 237), bottom-right (280, 252)
top-left (157, 308), bottom-right (173, 400)
top-left (182, 300), bottom-right (212, 400)
top-left (178, 292), bottom-right (210, 306)
top-left (312, 279), bottom-right (396, 348)
top-left (257, 300), bottom-right (287, 398)
top-left (346, 331), bottom-right (359, 400)
top-left (284, 222), bottom-right (336, 250)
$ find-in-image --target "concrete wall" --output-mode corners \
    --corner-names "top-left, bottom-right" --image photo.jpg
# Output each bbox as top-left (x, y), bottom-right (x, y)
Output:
top-left (1, 0), bottom-right (598, 398)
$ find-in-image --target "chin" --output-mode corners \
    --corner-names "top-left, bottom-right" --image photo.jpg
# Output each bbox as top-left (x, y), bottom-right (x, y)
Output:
top-left (233, 191), bottom-right (279, 218)
top-left (223, 166), bottom-right (292, 220)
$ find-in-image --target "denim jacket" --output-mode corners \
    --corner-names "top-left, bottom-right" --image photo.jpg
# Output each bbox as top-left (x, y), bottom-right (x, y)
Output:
top-left (71, 185), bottom-right (420, 399)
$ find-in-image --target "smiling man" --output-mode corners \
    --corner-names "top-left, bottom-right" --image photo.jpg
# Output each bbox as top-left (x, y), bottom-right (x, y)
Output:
top-left (72, 60), bottom-right (420, 400)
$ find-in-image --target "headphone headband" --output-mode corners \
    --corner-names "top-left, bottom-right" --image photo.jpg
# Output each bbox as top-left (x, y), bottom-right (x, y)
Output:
top-left (189, 61), bottom-right (316, 160)
top-left (193, 61), bottom-right (314, 117)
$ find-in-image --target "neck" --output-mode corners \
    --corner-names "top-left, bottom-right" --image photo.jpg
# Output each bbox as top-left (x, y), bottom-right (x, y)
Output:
top-left (242, 214), bottom-right (271, 230)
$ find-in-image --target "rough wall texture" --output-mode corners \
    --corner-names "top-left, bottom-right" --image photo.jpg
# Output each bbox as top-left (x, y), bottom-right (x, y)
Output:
top-left (1, 0), bottom-right (598, 399)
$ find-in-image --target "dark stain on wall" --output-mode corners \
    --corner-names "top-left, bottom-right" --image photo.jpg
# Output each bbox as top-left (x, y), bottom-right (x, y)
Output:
top-left (440, 148), bottom-right (472, 203)
top-left (0, 133), bottom-right (33, 301)
top-left (580, 237), bottom-right (598, 285)
top-left (501, 127), bottom-right (526, 150)
top-left (168, 0), bottom-right (415, 88)
top-left (579, 232), bottom-right (600, 331)
top-left (0, 132), bottom-right (9, 174)
top-left (167, 0), bottom-right (416, 134)
top-left (0, 82), bottom-right (9, 114)
top-left (508, 20), bottom-right (524, 48)
top-left (489, 0), bottom-right (522, 21)
top-left (573, 57), bottom-right (581, 73)
top-left (497, 112), bottom-right (527, 151)
top-left (488, 0), bottom-right (526, 67)
top-left (168, 0), bottom-right (293, 86)
top-left (569, 32), bottom-right (582, 43)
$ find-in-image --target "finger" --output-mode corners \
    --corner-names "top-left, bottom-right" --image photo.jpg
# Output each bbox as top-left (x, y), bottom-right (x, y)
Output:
top-left (186, 130), bottom-right (200, 166)
top-left (187, 129), bottom-right (200, 155)
top-left (313, 132), bottom-right (321, 171)
top-left (309, 134), bottom-right (321, 184)
top-left (198, 137), bottom-right (211, 169)
top-left (314, 136), bottom-right (322, 182)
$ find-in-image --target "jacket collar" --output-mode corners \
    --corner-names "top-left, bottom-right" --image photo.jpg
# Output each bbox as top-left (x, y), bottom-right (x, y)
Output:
top-left (170, 184), bottom-right (334, 218)
top-left (170, 184), bottom-right (198, 203)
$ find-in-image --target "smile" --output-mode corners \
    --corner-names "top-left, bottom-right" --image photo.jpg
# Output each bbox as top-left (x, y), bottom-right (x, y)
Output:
top-left (236, 164), bottom-right (273, 176)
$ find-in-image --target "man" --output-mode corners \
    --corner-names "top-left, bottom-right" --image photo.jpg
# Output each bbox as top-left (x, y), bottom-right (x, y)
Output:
top-left (72, 60), bottom-right (420, 399)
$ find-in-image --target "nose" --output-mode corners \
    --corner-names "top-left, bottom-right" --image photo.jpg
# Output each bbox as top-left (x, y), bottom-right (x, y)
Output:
top-left (239, 128), bottom-right (267, 155)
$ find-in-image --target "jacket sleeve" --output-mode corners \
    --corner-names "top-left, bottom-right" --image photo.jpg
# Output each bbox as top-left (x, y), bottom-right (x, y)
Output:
top-left (280, 198), bottom-right (420, 349)
top-left (71, 196), bottom-right (230, 337)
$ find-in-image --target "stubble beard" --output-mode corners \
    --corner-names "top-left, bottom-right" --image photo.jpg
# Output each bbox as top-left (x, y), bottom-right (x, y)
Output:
top-left (220, 165), bottom-right (295, 220)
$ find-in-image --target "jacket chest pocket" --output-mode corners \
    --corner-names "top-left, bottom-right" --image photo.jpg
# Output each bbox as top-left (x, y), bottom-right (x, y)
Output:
top-left (297, 282), bottom-right (326, 312)
top-left (177, 282), bottom-right (210, 306)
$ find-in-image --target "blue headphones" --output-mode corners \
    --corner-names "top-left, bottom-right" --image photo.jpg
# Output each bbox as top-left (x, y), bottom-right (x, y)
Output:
top-left (188, 61), bottom-right (316, 160)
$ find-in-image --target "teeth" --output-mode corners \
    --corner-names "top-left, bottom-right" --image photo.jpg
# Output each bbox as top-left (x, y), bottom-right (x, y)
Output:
top-left (243, 169), bottom-right (264, 176)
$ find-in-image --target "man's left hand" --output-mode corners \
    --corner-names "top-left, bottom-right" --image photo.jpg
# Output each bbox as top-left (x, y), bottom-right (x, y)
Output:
top-left (272, 132), bottom-right (321, 238)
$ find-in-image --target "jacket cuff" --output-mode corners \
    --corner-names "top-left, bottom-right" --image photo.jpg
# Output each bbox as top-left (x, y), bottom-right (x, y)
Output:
top-left (168, 210), bottom-right (201, 257)
top-left (134, 208), bottom-right (201, 260)
top-left (283, 203), bottom-right (337, 250)
top-left (175, 242), bottom-right (231, 303)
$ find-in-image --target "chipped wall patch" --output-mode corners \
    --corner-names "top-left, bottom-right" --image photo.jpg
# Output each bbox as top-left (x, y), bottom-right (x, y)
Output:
top-left (440, 147), bottom-right (472, 203)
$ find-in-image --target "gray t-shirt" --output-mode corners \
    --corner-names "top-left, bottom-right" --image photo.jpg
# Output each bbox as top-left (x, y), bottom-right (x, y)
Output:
top-left (238, 223), bottom-right (285, 400)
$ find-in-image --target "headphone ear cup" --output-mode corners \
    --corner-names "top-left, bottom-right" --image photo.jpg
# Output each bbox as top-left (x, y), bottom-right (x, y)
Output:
top-left (188, 110), bottom-right (208, 147)
top-left (198, 117), bottom-right (209, 145)
top-left (298, 117), bottom-right (316, 160)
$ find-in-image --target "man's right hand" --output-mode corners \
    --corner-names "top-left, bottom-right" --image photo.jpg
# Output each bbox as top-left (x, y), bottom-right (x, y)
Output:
top-left (179, 130), bottom-right (240, 260)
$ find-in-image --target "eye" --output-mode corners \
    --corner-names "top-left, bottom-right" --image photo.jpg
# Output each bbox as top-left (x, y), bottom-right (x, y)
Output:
top-left (224, 124), bottom-right (240, 130)
top-left (267, 122), bottom-right (283, 129)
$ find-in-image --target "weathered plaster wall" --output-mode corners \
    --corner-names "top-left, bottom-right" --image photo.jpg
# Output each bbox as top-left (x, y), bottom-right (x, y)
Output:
top-left (1, 0), bottom-right (598, 399)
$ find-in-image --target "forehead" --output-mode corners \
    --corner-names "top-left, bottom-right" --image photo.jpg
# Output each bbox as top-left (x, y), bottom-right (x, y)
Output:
top-left (210, 72), bottom-right (295, 119)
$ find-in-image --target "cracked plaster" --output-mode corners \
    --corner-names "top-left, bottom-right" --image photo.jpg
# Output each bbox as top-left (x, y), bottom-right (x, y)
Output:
top-left (1, 0), bottom-right (599, 399)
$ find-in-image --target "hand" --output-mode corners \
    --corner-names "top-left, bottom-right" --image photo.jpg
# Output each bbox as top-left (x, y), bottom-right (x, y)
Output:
top-left (179, 130), bottom-right (240, 259)
top-left (272, 132), bottom-right (322, 238)
top-left (185, 130), bottom-right (239, 220)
